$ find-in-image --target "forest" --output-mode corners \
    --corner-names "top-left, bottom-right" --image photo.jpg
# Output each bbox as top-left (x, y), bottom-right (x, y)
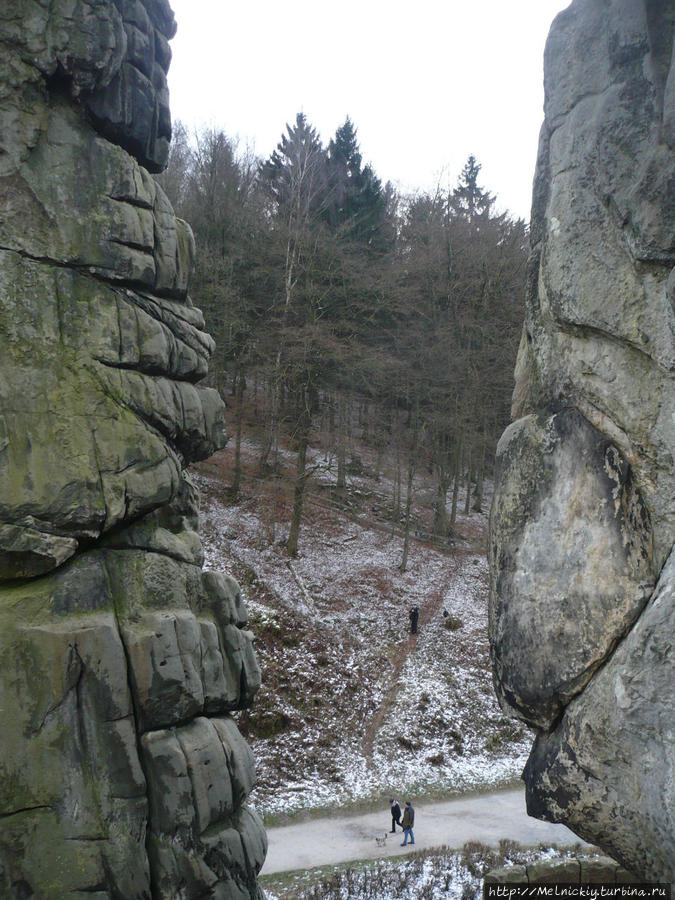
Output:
top-left (157, 113), bottom-right (528, 559)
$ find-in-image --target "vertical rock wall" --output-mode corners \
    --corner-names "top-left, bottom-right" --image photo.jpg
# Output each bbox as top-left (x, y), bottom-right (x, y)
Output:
top-left (0, 2), bottom-right (266, 897)
top-left (489, 0), bottom-right (674, 881)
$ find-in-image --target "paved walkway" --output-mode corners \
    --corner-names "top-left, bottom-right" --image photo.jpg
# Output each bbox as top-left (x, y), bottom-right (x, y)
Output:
top-left (261, 787), bottom-right (591, 874)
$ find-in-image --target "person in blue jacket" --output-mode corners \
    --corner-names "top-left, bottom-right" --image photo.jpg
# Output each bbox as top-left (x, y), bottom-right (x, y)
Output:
top-left (400, 800), bottom-right (415, 845)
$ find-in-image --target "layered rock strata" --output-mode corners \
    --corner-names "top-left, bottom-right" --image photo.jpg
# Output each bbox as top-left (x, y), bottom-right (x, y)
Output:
top-left (484, 854), bottom-right (640, 886)
top-left (0, 2), bottom-right (266, 896)
top-left (489, 0), bottom-right (674, 881)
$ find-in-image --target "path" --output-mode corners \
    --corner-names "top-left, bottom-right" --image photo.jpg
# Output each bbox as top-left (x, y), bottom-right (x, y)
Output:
top-left (261, 786), bottom-right (591, 875)
top-left (361, 621), bottom-right (425, 760)
top-left (361, 576), bottom-right (451, 760)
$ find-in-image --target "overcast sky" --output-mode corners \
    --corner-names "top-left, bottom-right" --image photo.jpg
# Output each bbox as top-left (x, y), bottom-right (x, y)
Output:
top-left (166, 0), bottom-right (570, 222)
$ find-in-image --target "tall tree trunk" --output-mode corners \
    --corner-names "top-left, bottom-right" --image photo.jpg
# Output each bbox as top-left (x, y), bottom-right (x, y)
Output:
top-left (361, 401), bottom-right (369, 442)
top-left (230, 366), bottom-right (246, 498)
top-left (374, 415), bottom-right (385, 482)
top-left (375, 441), bottom-right (383, 482)
top-left (328, 394), bottom-right (336, 434)
top-left (261, 226), bottom-right (299, 475)
top-left (258, 378), bottom-right (278, 473)
top-left (450, 432), bottom-right (464, 526)
top-left (392, 452), bottom-right (402, 532)
top-left (336, 395), bottom-right (346, 494)
top-left (399, 422), bottom-right (419, 572)
top-left (433, 474), bottom-right (450, 537)
top-left (399, 455), bottom-right (415, 572)
top-left (286, 394), bottom-right (312, 557)
top-left (473, 440), bottom-right (486, 512)
top-left (432, 433), bottom-right (452, 537)
top-left (321, 396), bottom-right (332, 462)
top-left (464, 448), bottom-right (472, 516)
top-left (214, 348), bottom-right (226, 398)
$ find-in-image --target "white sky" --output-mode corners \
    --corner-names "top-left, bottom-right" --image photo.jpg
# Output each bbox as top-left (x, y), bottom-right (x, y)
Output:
top-left (166, 0), bottom-right (570, 222)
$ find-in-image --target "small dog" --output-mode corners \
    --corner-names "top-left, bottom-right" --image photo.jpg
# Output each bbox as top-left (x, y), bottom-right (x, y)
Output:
top-left (375, 833), bottom-right (387, 847)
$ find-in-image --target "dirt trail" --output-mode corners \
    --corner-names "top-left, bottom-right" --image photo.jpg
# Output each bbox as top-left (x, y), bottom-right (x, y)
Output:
top-left (361, 588), bottom-right (448, 761)
top-left (261, 786), bottom-right (591, 875)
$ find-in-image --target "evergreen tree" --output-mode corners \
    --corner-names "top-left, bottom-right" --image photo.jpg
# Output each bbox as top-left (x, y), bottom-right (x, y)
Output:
top-left (259, 114), bottom-right (333, 552)
top-left (324, 117), bottom-right (390, 249)
top-left (260, 112), bottom-right (327, 221)
top-left (451, 154), bottom-right (495, 225)
top-left (159, 123), bottom-right (525, 557)
top-left (328, 117), bottom-right (362, 180)
top-left (325, 117), bottom-right (361, 230)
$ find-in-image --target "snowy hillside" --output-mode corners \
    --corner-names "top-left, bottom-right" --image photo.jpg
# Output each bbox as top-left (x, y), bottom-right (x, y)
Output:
top-left (193, 434), bottom-right (531, 820)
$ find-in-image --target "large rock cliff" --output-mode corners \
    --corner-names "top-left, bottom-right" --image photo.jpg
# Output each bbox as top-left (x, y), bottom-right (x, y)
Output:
top-left (0, 2), bottom-right (266, 897)
top-left (489, 0), bottom-right (674, 881)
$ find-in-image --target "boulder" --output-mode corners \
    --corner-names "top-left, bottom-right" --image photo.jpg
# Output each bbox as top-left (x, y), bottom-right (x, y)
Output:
top-left (489, 0), bottom-right (674, 881)
top-left (490, 406), bottom-right (653, 729)
top-left (0, 2), bottom-right (265, 896)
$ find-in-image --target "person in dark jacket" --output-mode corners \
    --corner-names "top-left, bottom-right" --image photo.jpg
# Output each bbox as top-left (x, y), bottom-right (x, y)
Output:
top-left (389, 798), bottom-right (402, 833)
top-left (409, 606), bottom-right (419, 634)
top-left (400, 800), bottom-right (415, 845)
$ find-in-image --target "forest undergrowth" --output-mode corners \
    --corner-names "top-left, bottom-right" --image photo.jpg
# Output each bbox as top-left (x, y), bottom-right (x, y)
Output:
top-left (260, 839), bottom-right (590, 900)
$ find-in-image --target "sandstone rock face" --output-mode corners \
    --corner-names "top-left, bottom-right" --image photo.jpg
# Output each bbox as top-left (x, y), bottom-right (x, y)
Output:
top-left (0, 3), bottom-right (266, 897)
top-left (489, 0), bottom-right (674, 881)
top-left (484, 853), bottom-right (640, 886)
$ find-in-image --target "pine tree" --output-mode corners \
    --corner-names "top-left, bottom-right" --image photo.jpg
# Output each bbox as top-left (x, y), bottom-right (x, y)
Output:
top-left (451, 154), bottom-right (495, 225)
top-left (324, 117), bottom-right (390, 249)
top-left (260, 112), bottom-right (327, 220)
top-left (259, 114), bottom-right (334, 551)
top-left (325, 117), bottom-right (361, 229)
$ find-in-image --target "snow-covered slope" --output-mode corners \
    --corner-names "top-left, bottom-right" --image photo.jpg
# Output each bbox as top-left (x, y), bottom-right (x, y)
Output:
top-left (193, 437), bottom-right (531, 819)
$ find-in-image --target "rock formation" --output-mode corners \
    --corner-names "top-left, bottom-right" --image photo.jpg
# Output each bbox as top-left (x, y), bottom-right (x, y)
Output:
top-left (489, 0), bottom-right (674, 881)
top-left (485, 853), bottom-right (641, 886)
top-left (0, 2), bottom-right (266, 896)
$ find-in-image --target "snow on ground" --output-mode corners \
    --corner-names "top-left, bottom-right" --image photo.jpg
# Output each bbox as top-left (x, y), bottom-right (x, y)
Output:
top-left (192, 438), bottom-right (530, 820)
top-left (371, 556), bottom-right (530, 795)
top-left (261, 843), bottom-right (588, 900)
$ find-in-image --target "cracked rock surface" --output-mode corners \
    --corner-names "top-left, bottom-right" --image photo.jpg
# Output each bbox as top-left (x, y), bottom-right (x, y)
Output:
top-left (489, 0), bottom-right (674, 881)
top-left (0, 2), bottom-right (266, 897)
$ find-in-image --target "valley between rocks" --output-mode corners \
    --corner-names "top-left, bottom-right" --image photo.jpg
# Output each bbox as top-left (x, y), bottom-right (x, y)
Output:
top-left (193, 432), bottom-right (531, 821)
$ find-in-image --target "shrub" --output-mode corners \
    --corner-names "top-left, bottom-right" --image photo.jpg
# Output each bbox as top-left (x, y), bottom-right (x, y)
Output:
top-left (247, 711), bottom-right (293, 739)
top-left (444, 614), bottom-right (463, 631)
top-left (418, 691), bottom-right (431, 709)
top-left (461, 840), bottom-right (500, 878)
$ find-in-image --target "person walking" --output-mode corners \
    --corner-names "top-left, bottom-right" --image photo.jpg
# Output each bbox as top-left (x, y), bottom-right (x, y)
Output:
top-left (409, 606), bottom-right (419, 634)
top-left (389, 798), bottom-right (402, 833)
top-left (400, 800), bottom-right (415, 845)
